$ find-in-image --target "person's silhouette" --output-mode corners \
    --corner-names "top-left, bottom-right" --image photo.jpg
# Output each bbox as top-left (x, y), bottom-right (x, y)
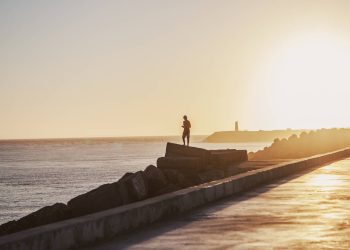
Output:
top-left (182, 115), bottom-right (191, 146)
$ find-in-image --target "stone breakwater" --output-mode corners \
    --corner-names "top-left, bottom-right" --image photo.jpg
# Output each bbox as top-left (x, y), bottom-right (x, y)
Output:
top-left (250, 128), bottom-right (350, 160)
top-left (0, 148), bottom-right (349, 250)
top-left (0, 143), bottom-right (247, 237)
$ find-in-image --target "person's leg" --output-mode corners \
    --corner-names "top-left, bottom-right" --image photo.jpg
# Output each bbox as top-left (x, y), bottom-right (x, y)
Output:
top-left (182, 133), bottom-right (186, 145)
top-left (186, 133), bottom-right (190, 146)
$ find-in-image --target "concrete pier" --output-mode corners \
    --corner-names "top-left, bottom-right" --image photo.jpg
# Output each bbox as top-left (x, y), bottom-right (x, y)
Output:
top-left (88, 157), bottom-right (350, 249)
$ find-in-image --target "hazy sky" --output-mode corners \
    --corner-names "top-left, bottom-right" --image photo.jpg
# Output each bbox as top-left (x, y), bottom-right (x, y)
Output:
top-left (1, 0), bottom-right (350, 139)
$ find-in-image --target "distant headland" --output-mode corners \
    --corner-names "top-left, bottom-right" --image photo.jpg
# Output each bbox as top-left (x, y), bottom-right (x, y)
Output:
top-left (204, 129), bottom-right (309, 143)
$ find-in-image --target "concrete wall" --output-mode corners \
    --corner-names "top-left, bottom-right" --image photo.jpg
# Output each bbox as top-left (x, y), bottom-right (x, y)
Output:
top-left (1, 148), bottom-right (350, 250)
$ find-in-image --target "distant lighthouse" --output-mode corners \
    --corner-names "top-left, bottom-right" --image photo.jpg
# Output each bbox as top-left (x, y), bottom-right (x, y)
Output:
top-left (235, 121), bottom-right (239, 131)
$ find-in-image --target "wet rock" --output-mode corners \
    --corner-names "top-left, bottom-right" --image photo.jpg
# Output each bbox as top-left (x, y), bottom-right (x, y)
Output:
top-left (143, 165), bottom-right (168, 195)
top-left (67, 183), bottom-right (123, 217)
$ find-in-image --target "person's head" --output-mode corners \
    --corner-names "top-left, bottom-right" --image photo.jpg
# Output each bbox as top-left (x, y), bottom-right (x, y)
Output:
top-left (183, 115), bottom-right (187, 120)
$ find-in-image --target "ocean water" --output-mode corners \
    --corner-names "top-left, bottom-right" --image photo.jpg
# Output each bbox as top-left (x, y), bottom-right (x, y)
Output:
top-left (0, 136), bottom-right (270, 224)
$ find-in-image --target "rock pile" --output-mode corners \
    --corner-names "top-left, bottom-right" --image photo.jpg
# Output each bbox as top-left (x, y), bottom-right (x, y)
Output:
top-left (250, 128), bottom-right (350, 160)
top-left (0, 143), bottom-right (247, 236)
top-left (158, 143), bottom-right (247, 187)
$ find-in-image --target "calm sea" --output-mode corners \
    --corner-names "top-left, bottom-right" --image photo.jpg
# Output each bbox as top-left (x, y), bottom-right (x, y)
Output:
top-left (0, 136), bottom-right (270, 224)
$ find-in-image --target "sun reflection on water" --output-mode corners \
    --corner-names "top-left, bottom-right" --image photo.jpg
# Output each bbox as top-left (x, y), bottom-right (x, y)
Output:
top-left (308, 167), bottom-right (342, 191)
top-left (322, 212), bottom-right (341, 219)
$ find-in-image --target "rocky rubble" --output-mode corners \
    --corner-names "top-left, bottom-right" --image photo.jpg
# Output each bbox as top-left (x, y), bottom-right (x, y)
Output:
top-left (250, 128), bottom-right (350, 160)
top-left (0, 143), bottom-right (247, 236)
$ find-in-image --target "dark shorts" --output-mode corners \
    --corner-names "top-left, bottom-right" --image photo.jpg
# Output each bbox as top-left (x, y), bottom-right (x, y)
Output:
top-left (182, 129), bottom-right (190, 137)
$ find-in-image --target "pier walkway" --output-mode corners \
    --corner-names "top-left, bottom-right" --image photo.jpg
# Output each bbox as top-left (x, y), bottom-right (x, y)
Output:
top-left (88, 158), bottom-right (350, 249)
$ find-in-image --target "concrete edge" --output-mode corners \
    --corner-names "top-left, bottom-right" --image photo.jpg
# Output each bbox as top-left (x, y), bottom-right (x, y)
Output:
top-left (1, 148), bottom-right (350, 250)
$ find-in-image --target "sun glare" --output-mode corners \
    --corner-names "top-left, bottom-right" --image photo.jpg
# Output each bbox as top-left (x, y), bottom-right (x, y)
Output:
top-left (255, 31), bottom-right (350, 129)
top-left (308, 173), bottom-right (342, 191)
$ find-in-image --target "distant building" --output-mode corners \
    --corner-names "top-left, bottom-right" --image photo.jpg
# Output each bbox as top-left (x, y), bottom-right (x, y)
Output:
top-left (235, 121), bottom-right (239, 131)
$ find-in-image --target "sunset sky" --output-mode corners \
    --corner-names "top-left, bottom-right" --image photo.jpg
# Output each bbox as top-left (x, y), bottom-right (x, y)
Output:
top-left (1, 0), bottom-right (350, 139)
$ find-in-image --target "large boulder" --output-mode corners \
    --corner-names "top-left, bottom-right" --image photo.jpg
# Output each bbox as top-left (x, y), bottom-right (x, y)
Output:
top-left (0, 203), bottom-right (69, 235)
top-left (0, 220), bottom-right (16, 236)
top-left (114, 172), bottom-right (137, 204)
top-left (120, 171), bottom-right (148, 201)
top-left (115, 180), bottom-right (134, 205)
top-left (119, 172), bottom-right (134, 181)
top-left (157, 156), bottom-right (204, 174)
top-left (162, 169), bottom-right (193, 188)
top-left (67, 182), bottom-right (123, 217)
top-left (65, 171), bottom-right (149, 218)
top-left (143, 165), bottom-right (168, 195)
top-left (209, 149), bottom-right (248, 167)
top-left (165, 143), bottom-right (210, 164)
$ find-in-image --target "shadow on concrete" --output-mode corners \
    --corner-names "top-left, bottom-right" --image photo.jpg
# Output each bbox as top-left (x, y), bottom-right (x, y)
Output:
top-left (85, 160), bottom-right (344, 250)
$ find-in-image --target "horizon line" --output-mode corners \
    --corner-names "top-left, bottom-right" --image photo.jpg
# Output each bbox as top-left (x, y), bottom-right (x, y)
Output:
top-left (1, 126), bottom-right (349, 142)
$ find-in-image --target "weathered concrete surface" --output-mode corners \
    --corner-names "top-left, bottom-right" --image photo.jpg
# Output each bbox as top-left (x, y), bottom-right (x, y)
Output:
top-left (0, 148), bottom-right (349, 250)
top-left (88, 157), bottom-right (350, 249)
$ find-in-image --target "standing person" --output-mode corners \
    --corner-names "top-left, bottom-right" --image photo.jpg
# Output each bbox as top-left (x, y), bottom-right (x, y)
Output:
top-left (182, 115), bottom-right (191, 146)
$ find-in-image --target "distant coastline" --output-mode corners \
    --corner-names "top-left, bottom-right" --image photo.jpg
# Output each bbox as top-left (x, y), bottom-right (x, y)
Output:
top-left (203, 129), bottom-right (309, 143)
